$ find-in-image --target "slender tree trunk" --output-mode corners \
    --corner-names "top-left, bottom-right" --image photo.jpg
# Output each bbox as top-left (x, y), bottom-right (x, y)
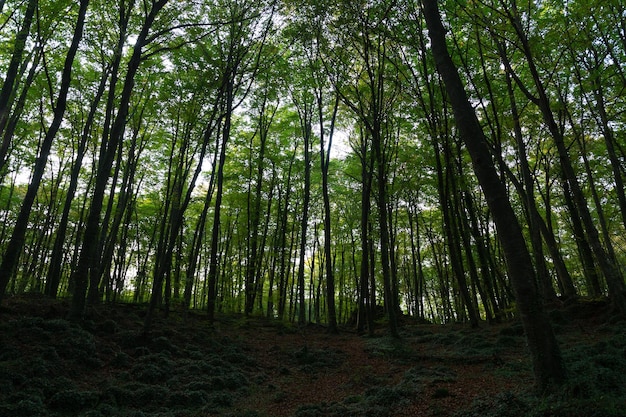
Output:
top-left (1, 44), bottom-right (43, 182)
top-left (433, 135), bottom-right (479, 327)
top-left (318, 93), bottom-right (339, 333)
top-left (501, 64), bottom-right (562, 300)
top-left (356, 129), bottom-right (375, 335)
top-left (0, 0), bottom-right (37, 171)
top-left (372, 123), bottom-right (399, 338)
top-left (296, 107), bottom-right (312, 325)
top-left (277, 147), bottom-right (296, 320)
top-left (502, 1), bottom-right (626, 313)
top-left (69, 0), bottom-right (167, 321)
top-left (464, 192), bottom-right (500, 320)
top-left (93, 126), bottom-right (143, 305)
top-left (458, 192), bottom-right (493, 322)
top-left (422, 0), bottom-right (565, 391)
top-left (184, 135), bottom-right (219, 313)
top-left (207, 70), bottom-right (237, 323)
top-left (45, 64), bottom-right (109, 297)
top-left (245, 98), bottom-right (275, 315)
top-left (570, 111), bottom-right (621, 278)
top-left (0, 0), bottom-right (89, 304)
top-left (591, 77), bottom-right (626, 231)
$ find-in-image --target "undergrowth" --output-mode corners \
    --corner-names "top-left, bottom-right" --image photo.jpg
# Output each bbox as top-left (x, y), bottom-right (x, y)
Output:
top-left (0, 313), bottom-right (255, 417)
top-left (1, 298), bottom-right (624, 416)
top-left (457, 323), bottom-right (626, 417)
top-left (293, 365), bottom-right (456, 416)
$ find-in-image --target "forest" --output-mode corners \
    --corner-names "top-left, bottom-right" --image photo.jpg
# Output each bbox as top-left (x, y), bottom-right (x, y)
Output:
top-left (0, 0), bottom-right (625, 415)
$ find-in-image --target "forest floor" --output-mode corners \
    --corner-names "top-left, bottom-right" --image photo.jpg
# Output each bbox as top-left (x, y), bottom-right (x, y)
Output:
top-left (1, 295), bottom-right (626, 417)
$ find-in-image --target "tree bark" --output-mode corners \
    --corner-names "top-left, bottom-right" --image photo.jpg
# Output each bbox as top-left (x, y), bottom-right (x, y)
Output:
top-left (422, 0), bottom-right (565, 391)
top-left (318, 93), bottom-right (340, 333)
top-left (295, 102), bottom-right (312, 326)
top-left (69, 0), bottom-right (168, 321)
top-left (0, 0), bottom-right (89, 304)
top-left (0, 0), bottom-right (37, 171)
top-left (502, 0), bottom-right (626, 313)
top-left (45, 65), bottom-right (109, 297)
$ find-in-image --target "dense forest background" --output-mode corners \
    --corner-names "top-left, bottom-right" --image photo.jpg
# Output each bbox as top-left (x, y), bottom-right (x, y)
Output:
top-left (0, 0), bottom-right (624, 344)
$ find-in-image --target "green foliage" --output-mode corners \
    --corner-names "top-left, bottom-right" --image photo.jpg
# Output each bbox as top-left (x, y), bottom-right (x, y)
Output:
top-left (364, 336), bottom-right (416, 362)
top-left (292, 345), bottom-right (346, 372)
top-left (455, 392), bottom-right (531, 417)
top-left (48, 389), bottom-right (100, 412)
top-left (0, 310), bottom-right (258, 417)
top-left (0, 395), bottom-right (46, 417)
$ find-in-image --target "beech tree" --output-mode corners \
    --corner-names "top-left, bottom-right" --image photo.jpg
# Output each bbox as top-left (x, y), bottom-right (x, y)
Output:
top-left (0, 0), bottom-right (89, 304)
top-left (421, 0), bottom-right (565, 391)
top-left (0, 2), bottom-right (625, 395)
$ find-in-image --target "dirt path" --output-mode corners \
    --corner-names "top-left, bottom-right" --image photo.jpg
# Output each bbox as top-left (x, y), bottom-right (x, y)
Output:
top-left (226, 319), bottom-right (533, 416)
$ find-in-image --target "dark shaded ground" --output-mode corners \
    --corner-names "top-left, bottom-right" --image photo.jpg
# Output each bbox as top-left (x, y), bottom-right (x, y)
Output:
top-left (1, 295), bottom-right (625, 416)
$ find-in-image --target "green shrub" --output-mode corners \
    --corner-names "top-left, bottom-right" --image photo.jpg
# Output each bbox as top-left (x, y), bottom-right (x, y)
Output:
top-left (432, 387), bottom-right (450, 398)
top-left (205, 391), bottom-right (234, 408)
top-left (499, 323), bottom-right (524, 337)
top-left (364, 386), bottom-right (406, 408)
top-left (48, 389), bottom-right (99, 412)
top-left (455, 391), bottom-right (530, 417)
top-left (150, 336), bottom-right (178, 355)
top-left (131, 362), bottom-right (169, 384)
top-left (96, 319), bottom-right (118, 334)
top-left (495, 335), bottom-right (519, 347)
top-left (0, 396), bottom-right (46, 417)
top-left (111, 351), bottom-right (132, 368)
top-left (402, 366), bottom-right (456, 385)
top-left (167, 390), bottom-right (209, 407)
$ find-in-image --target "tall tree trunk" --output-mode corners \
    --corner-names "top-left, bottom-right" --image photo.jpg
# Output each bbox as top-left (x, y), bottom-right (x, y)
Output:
top-left (207, 71), bottom-right (237, 323)
top-left (0, 44), bottom-right (43, 183)
top-left (0, 0), bottom-right (89, 304)
top-left (318, 93), bottom-right (339, 333)
top-left (0, 0), bottom-right (37, 171)
top-left (591, 75), bottom-right (626, 231)
top-left (433, 135), bottom-right (480, 327)
top-left (502, 1), bottom-right (626, 313)
top-left (296, 104), bottom-right (312, 326)
top-left (501, 63), bottom-right (562, 301)
top-left (45, 63), bottom-right (109, 298)
top-left (245, 97), bottom-right (275, 315)
top-left (372, 124), bottom-right (399, 338)
top-left (184, 131), bottom-right (220, 314)
top-left (458, 191), bottom-right (493, 322)
top-left (356, 127), bottom-right (375, 335)
top-left (422, 0), bottom-right (565, 391)
top-left (69, 0), bottom-right (167, 321)
top-left (463, 192), bottom-right (500, 320)
top-left (93, 125), bottom-right (143, 305)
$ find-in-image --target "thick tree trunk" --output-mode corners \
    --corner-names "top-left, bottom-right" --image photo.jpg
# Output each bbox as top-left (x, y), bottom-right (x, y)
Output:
top-left (422, 0), bottom-right (565, 391)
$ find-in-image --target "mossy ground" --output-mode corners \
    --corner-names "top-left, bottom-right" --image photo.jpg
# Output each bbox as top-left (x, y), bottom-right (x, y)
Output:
top-left (0, 295), bottom-right (624, 416)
